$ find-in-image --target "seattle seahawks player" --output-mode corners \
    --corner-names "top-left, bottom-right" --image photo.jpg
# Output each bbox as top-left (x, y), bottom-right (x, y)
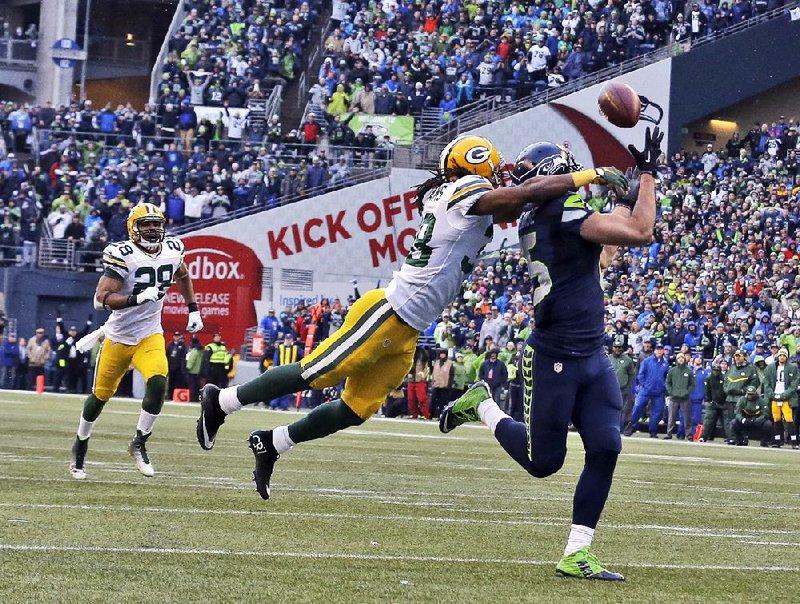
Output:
top-left (196, 133), bottom-right (628, 501)
top-left (69, 203), bottom-right (203, 479)
top-left (440, 127), bottom-right (662, 581)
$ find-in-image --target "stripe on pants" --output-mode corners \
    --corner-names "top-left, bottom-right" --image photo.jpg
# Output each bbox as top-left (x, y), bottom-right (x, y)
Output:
top-left (522, 344), bottom-right (535, 460)
top-left (300, 300), bottom-right (393, 383)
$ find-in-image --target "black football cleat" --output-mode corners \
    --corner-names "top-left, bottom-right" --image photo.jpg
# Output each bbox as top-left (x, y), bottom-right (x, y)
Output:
top-left (249, 430), bottom-right (280, 500)
top-left (197, 384), bottom-right (226, 450)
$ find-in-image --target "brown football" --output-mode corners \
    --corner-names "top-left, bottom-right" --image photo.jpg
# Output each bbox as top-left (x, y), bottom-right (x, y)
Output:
top-left (598, 81), bottom-right (641, 128)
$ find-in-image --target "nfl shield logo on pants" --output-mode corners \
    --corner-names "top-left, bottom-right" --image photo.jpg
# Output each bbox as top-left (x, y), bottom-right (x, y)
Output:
top-left (554, 362), bottom-right (563, 373)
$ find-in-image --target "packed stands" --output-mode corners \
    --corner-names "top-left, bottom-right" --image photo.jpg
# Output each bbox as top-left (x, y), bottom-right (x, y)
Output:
top-left (0, 98), bottom-right (390, 271)
top-left (307, 0), bottom-right (780, 126)
top-left (155, 0), bottom-right (322, 109)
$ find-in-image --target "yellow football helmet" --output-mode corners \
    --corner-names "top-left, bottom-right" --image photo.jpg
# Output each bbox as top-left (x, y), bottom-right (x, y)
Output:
top-left (127, 203), bottom-right (166, 251)
top-left (438, 134), bottom-right (508, 186)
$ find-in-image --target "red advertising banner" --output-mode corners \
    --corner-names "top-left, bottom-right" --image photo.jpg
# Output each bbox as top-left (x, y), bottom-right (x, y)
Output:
top-left (162, 235), bottom-right (263, 351)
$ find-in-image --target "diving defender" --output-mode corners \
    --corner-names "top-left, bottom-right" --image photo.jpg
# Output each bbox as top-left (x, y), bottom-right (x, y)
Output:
top-left (196, 134), bottom-right (628, 500)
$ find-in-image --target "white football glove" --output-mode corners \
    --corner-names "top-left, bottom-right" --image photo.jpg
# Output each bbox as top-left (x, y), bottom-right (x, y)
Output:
top-left (187, 310), bottom-right (204, 333)
top-left (135, 286), bottom-right (161, 305)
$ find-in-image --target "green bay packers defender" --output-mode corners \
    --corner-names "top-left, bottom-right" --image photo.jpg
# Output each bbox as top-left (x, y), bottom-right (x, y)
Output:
top-left (195, 134), bottom-right (628, 500)
top-left (70, 204), bottom-right (203, 479)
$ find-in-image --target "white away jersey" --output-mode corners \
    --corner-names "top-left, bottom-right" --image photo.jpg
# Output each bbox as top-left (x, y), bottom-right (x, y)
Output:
top-left (386, 175), bottom-right (494, 330)
top-left (102, 237), bottom-right (185, 345)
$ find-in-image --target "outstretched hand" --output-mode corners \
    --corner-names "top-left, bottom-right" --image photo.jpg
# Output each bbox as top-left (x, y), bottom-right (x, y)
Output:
top-left (594, 167), bottom-right (628, 192)
top-left (627, 127), bottom-right (663, 175)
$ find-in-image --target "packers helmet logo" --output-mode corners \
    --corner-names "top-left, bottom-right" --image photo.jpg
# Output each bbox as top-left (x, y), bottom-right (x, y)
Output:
top-left (465, 146), bottom-right (492, 164)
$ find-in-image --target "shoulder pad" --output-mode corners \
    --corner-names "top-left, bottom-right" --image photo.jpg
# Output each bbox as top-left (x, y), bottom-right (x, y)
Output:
top-left (446, 175), bottom-right (494, 210)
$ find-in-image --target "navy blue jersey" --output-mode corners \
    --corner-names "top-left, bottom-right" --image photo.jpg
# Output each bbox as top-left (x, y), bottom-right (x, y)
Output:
top-left (519, 192), bottom-right (604, 357)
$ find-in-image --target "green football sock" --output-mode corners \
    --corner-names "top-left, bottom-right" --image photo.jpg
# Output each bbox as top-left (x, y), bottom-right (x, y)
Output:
top-left (81, 394), bottom-right (107, 422)
top-left (288, 399), bottom-right (364, 443)
top-left (142, 375), bottom-right (167, 415)
top-left (236, 363), bottom-right (309, 406)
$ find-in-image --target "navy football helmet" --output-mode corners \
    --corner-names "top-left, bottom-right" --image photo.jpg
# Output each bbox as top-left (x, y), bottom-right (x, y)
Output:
top-left (511, 142), bottom-right (583, 184)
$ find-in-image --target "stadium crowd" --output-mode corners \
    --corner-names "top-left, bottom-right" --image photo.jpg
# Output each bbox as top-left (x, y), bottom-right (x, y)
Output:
top-left (156, 0), bottom-right (322, 109)
top-left (310, 0), bottom-right (782, 122)
top-left (0, 97), bottom-right (392, 268)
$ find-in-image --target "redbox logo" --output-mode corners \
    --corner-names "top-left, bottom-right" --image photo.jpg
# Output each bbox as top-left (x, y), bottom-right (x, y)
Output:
top-left (185, 249), bottom-right (243, 280)
top-left (166, 235), bottom-right (263, 350)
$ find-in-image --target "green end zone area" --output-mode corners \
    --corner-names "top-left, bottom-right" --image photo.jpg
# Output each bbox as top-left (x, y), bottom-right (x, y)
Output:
top-left (1, 392), bottom-right (799, 603)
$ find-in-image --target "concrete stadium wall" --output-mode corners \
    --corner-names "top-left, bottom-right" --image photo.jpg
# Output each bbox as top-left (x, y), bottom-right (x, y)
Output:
top-left (0, 267), bottom-right (108, 340)
top-left (670, 12), bottom-right (800, 153)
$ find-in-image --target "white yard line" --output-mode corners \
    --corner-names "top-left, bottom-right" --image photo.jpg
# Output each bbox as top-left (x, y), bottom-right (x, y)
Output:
top-left (1, 502), bottom-right (798, 540)
top-left (0, 543), bottom-right (797, 572)
top-left (0, 473), bottom-right (796, 511)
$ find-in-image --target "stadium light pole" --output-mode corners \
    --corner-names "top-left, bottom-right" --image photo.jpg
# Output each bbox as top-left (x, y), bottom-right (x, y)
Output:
top-left (79, 0), bottom-right (91, 102)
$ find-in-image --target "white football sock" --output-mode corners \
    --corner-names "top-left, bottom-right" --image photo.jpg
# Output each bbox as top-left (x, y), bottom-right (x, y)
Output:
top-left (136, 410), bottom-right (158, 435)
top-left (219, 386), bottom-right (242, 414)
top-left (563, 524), bottom-right (595, 556)
top-left (478, 399), bottom-right (510, 434)
top-left (77, 417), bottom-right (95, 440)
top-left (272, 425), bottom-right (295, 454)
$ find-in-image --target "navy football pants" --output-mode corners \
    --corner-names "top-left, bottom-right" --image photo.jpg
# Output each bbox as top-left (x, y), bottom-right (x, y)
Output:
top-left (494, 345), bottom-right (622, 529)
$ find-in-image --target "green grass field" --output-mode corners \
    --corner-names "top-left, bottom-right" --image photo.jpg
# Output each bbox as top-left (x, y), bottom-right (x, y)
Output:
top-left (2, 392), bottom-right (800, 603)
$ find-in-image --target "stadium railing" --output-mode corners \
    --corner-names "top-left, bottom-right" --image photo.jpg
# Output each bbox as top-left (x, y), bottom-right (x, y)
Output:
top-left (0, 38), bottom-right (37, 66)
top-left (168, 165), bottom-right (391, 236)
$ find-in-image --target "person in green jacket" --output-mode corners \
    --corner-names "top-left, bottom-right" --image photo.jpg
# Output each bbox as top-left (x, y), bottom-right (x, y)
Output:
top-left (460, 345), bottom-right (479, 383)
top-left (762, 347), bottom-right (800, 448)
top-left (723, 349), bottom-right (759, 443)
top-left (700, 359), bottom-right (728, 442)
top-left (665, 352), bottom-right (696, 440)
top-left (451, 352), bottom-right (470, 396)
top-left (609, 335), bottom-right (636, 431)
top-left (730, 385), bottom-right (772, 446)
top-left (185, 336), bottom-right (203, 402)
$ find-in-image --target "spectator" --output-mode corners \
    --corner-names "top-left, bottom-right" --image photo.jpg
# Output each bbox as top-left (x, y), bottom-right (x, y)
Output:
top-left (407, 348), bottom-right (431, 420)
top-left (762, 347), bottom-right (799, 448)
top-left (665, 352), bottom-right (697, 439)
top-left (430, 348), bottom-right (454, 418)
top-left (270, 334), bottom-right (303, 410)
top-left (167, 331), bottom-right (188, 399)
top-left (479, 348), bottom-right (508, 409)
top-left (182, 335), bottom-right (202, 402)
top-left (25, 327), bottom-right (51, 390)
top-left (610, 335), bottom-right (637, 431)
top-left (731, 385), bottom-right (771, 446)
top-left (0, 334), bottom-right (20, 389)
top-left (626, 341), bottom-right (670, 437)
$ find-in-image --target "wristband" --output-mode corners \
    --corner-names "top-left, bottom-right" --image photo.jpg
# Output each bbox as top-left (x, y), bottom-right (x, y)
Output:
top-left (571, 169), bottom-right (599, 188)
top-left (127, 294), bottom-right (138, 308)
top-left (188, 302), bottom-right (199, 313)
top-left (616, 198), bottom-right (636, 212)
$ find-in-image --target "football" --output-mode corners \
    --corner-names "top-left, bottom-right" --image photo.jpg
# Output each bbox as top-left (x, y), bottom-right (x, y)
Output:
top-left (597, 81), bottom-right (642, 128)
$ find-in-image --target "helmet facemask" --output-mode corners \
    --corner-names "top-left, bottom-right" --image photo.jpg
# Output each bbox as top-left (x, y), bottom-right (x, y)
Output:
top-left (133, 218), bottom-right (166, 251)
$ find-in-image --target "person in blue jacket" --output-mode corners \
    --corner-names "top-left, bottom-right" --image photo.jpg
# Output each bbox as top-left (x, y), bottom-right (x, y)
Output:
top-left (625, 340), bottom-right (670, 437)
top-left (685, 355), bottom-right (709, 439)
top-left (259, 308), bottom-right (281, 344)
